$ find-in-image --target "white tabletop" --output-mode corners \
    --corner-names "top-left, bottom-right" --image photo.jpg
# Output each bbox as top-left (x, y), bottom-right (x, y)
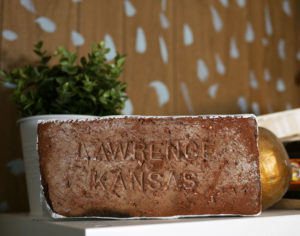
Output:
top-left (1, 210), bottom-right (300, 236)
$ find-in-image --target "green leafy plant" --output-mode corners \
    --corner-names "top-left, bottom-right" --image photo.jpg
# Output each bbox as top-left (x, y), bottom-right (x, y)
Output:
top-left (0, 41), bottom-right (127, 117)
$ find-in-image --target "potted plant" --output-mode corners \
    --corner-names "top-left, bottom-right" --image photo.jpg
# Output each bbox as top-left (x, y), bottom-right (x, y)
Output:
top-left (0, 41), bottom-right (127, 215)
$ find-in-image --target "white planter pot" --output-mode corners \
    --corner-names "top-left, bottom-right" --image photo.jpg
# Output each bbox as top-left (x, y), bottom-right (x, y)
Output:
top-left (18, 114), bottom-right (97, 215)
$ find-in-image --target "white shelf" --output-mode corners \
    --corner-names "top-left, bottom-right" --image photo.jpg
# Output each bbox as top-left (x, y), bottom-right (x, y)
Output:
top-left (1, 210), bottom-right (300, 236)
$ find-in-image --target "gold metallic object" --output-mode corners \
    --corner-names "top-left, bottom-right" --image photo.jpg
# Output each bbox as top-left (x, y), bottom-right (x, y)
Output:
top-left (259, 127), bottom-right (292, 210)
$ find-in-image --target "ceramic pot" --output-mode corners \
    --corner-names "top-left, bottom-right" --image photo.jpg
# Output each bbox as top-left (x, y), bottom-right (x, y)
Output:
top-left (18, 114), bottom-right (96, 215)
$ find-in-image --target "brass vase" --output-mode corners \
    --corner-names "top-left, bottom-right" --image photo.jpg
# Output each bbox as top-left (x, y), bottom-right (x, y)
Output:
top-left (259, 127), bottom-right (292, 210)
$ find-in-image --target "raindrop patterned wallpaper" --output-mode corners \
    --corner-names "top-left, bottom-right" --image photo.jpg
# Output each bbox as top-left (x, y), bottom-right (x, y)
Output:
top-left (0, 0), bottom-right (300, 212)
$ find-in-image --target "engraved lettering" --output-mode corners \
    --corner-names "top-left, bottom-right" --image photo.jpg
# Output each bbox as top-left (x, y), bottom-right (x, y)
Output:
top-left (117, 142), bottom-right (128, 160)
top-left (179, 141), bottom-right (188, 159)
top-left (84, 138), bottom-right (213, 194)
top-left (92, 139), bottom-right (208, 162)
top-left (96, 142), bottom-right (109, 161)
top-left (87, 169), bottom-right (201, 193)
top-left (130, 171), bottom-right (144, 191)
top-left (105, 142), bottom-right (128, 161)
top-left (133, 142), bottom-right (145, 161)
top-left (167, 141), bottom-right (180, 161)
top-left (94, 171), bottom-right (107, 190)
top-left (164, 171), bottom-right (179, 190)
top-left (102, 142), bottom-right (113, 160)
top-left (77, 142), bottom-right (92, 160)
top-left (186, 141), bottom-right (199, 160)
top-left (149, 142), bottom-right (164, 160)
top-left (102, 142), bottom-right (114, 161)
top-left (111, 171), bottom-right (127, 191)
top-left (125, 141), bottom-right (136, 161)
top-left (147, 172), bottom-right (163, 191)
top-left (183, 172), bottom-right (196, 190)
